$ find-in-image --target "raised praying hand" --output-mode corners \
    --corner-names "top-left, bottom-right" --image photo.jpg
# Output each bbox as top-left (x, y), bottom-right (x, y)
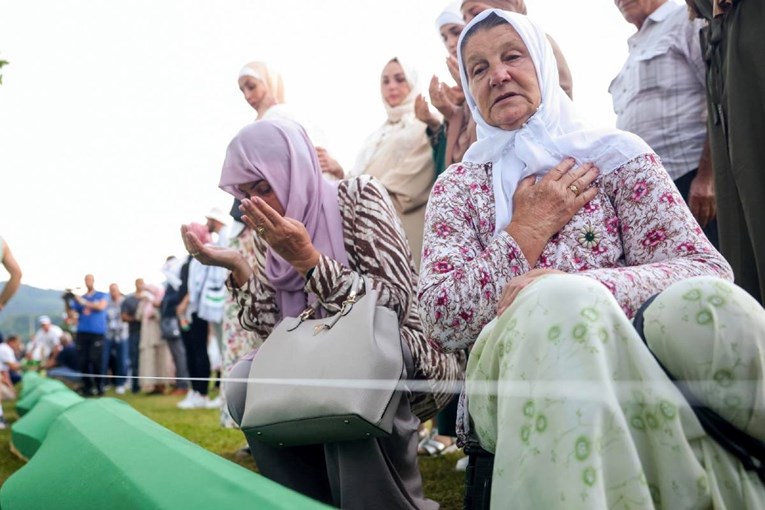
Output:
top-left (239, 197), bottom-right (320, 277)
top-left (181, 225), bottom-right (251, 286)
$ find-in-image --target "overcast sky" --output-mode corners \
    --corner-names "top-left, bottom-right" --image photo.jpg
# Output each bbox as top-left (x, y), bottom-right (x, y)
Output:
top-left (0, 0), bottom-right (656, 293)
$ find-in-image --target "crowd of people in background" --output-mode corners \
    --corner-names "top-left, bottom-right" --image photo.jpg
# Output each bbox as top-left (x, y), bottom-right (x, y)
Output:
top-left (0, 208), bottom-right (235, 414)
top-left (1, 0), bottom-right (765, 508)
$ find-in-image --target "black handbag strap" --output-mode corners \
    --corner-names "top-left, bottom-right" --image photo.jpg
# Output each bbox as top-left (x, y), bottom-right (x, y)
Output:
top-left (633, 296), bottom-right (765, 483)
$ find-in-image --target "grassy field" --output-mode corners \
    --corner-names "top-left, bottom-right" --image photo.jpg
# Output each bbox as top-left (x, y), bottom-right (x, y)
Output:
top-left (0, 389), bottom-right (465, 509)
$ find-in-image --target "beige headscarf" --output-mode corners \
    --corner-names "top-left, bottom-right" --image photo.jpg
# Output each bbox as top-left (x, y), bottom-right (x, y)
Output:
top-left (352, 57), bottom-right (434, 215)
top-left (238, 61), bottom-right (286, 104)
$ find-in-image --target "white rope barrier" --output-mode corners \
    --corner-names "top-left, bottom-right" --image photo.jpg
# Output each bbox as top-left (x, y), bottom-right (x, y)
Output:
top-left (57, 372), bottom-right (765, 410)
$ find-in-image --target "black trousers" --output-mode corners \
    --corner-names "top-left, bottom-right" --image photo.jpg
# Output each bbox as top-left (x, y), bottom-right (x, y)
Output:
top-left (181, 314), bottom-right (210, 395)
top-left (75, 332), bottom-right (105, 394)
top-left (127, 329), bottom-right (141, 393)
top-left (700, 0), bottom-right (765, 304)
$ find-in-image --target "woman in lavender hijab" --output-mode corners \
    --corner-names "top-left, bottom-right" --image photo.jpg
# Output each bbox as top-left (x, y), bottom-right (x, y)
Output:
top-left (181, 118), bottom-right (461, 509)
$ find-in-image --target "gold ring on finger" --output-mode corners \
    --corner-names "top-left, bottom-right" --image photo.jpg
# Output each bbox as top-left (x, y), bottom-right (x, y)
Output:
top-left (255, 225), bottom-right (266, 236)
top-left (567, 184), bottom-right (580, 196)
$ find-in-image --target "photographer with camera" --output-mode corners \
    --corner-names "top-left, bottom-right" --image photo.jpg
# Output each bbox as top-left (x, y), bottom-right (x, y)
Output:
top-left (65, 274), bottom-right (108, 397)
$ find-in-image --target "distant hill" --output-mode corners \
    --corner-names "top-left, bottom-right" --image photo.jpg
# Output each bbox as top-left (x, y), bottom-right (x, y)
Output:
top-left (0, 283), bottom-right (66, 339)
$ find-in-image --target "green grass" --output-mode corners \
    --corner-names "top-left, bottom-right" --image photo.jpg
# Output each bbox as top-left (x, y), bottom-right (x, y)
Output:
top-left (0, 389), bottom-right (465, 509)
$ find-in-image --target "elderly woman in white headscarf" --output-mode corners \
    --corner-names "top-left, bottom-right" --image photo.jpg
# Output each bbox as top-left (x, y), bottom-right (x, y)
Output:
top-left (353, 57), bottom-right (435, 269)
top-left (418, 9), bottom-right (765, 509)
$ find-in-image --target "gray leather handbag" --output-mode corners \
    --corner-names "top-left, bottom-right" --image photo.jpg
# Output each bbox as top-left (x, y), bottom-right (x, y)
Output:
top-left (240, 275), bottom-right (405, 447)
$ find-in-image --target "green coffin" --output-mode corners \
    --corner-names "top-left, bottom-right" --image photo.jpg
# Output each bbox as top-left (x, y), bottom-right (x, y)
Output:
top-left (0, 399), bottom-right (333, 510)
top-left (15, 380), bottom-right (72, 416)
top-left (17, 372), bottom-right (45, 400)
top-left (10, 391), bottom-right (85, 460)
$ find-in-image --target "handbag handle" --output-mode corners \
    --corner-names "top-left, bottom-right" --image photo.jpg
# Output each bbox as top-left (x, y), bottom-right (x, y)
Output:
top-left (287, 272), bottom-right (366, 334)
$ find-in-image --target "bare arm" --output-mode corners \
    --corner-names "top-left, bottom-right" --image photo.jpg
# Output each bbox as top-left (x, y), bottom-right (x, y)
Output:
top-left (687, 135), bottom-right (716, 227)
top-left (75, 295), bottom-right (108, 311)
top-left (0, 242), bottom-right (22, 312)
top-left (547, 34), bottom-right (573, 100)
top-left (176, 294), bottom-right (190, 318)
top-left (45, 345), bottom-right (62, 369)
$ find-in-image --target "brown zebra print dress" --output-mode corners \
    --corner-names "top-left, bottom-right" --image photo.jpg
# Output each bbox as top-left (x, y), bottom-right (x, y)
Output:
top-left (229, 175), bottom-right (462, 421)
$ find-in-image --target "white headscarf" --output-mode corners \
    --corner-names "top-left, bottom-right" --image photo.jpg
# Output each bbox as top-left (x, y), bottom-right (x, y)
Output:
top-left (161, 257), bottom-right (184, 291)
top-left (458, 10), bottom-right (652, 236)
top-left (436, 2), bottom-right (464, 30)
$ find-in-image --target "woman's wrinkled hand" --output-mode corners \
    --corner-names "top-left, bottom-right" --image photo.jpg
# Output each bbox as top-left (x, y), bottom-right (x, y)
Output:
top-left (315, 147), bottom-right (345, 180)
top-left (239, 197), bottom-right (320, 277)
top-left (414, 93), bottom-right (441, 131)
top-left (181, 224), bottom-right (252, 286)
top-left (506, 158), bottom-right (599, 266)
top-left (497, 269), bottom-right (566, 317)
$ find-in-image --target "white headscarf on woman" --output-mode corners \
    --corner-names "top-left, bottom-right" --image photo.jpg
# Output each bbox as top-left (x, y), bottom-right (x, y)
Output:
top-left (435, 2), bottom-right (464, 30)
top-left (458, 9), bottom-right (651, 236)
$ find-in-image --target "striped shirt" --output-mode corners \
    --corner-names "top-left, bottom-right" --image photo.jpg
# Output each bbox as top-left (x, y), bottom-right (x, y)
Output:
top-left (229, 176), bottom-right (462, 421)
top-left (609, 1), bottom-right (707, 181)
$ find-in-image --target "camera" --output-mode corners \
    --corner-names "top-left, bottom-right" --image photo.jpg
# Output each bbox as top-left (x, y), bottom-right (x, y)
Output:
top-left (62, 288), bottom-right (76, 301)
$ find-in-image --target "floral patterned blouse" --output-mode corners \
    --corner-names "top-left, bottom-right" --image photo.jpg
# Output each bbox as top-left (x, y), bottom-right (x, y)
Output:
top-left (418, 154), bottom-right (733, 443)
top-left (228, 176), bottom-right (463, 421)
top-left (418, 153), bottom-right (733, 353)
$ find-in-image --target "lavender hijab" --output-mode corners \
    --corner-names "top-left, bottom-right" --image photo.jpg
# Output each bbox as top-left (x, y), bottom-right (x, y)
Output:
top-left (219, 119), bottom-right (349, 319)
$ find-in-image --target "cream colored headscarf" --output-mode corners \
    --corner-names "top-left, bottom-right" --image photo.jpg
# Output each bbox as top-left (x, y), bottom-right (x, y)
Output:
top-left (238, 61), bottom-right (286, 104)
top-left (352, 58), bottom-right (434, 214)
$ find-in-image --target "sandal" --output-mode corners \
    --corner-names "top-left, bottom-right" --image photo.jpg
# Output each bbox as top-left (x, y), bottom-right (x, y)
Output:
top-left (418, 436), bottom-right (458, 457)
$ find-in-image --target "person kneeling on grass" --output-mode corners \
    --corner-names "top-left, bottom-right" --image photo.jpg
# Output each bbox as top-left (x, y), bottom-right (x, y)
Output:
top-left (182, 119), bottom-right (463, 509)
top-left (418, 9), bottom-right (764, 509)
top-left (46, 332), bottom-right (81, 388)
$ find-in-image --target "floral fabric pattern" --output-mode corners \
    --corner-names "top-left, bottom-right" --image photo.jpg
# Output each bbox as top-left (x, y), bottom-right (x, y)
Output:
top-left (220, 225), bottom-right (263, 428)
top-left (418, 154), bottom-right (732, 352)
top-left (418, 154), bottom-right (733, 443)
top-left (467, 275), bottom-right (765, 509)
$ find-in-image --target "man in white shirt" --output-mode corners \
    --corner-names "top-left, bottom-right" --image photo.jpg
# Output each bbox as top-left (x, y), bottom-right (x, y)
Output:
top-left (203, 207), bottom-right (230, 408)
top-left (27, 315), bottom-right (63, 365)
top-left (610, 0), bottom-right (718, 247)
